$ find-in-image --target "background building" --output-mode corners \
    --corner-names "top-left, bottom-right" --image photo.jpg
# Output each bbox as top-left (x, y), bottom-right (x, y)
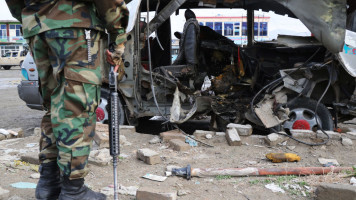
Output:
top-left (0, 20), bottom-right (26, 56)
top-left (197, 15), bottom-right (270, 45)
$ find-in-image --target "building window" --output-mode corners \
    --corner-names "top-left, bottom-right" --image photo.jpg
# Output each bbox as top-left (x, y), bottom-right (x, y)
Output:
top-left (254, 22), bottom-right (259, 36)
top-left (199, 22), bottom-right (204, 26)
top-left (10, 24), bottom-right (15, 29)
top-left (214, 22), bottom-right (222, 35)
top-left (0, 24), bottom-right (6, 39)
top-left (242, 22), bottom-right (247, 36)
top-left (206, 22), bottom-right (214, 30)
top-left (259, 22), bottom-right (268, 36)
top-left (224, 22), bottom-right (233, 36)
top-left (234, 22), bottom-right (240, 36)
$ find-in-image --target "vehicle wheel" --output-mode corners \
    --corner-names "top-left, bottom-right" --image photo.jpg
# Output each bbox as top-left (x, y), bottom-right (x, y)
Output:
top-left (19, 61), bottom-right (23, 67)
top-left (3, 66), bottom-right (11, 70)
top-left (96, 87), bottom-right (125, 125)
top-left (282, 97), bottom-right (333, 132)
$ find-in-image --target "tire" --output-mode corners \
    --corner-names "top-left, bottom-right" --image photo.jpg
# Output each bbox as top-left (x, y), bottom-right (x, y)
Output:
top-left (19, 61), bottom-right (23, 67)
top-left (282, 97), bottom-right (333, 132)
top-left (3, 66), bottom-right (11, 70)
top-left (96, 87), bottom-right (126, 125)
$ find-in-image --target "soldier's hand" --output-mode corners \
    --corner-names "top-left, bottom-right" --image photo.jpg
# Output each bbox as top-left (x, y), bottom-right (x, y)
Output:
top-left (105, 43), bottom-right (125, 67)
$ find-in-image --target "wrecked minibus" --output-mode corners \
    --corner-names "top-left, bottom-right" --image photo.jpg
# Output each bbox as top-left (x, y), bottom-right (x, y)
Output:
top-left (18, 0), bottom-right (355, 135)
top-left (102, 0), bottom-right (355, 135)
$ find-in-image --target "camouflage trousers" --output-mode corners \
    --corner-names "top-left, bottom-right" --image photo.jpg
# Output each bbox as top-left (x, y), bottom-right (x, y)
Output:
top-left (28, 28), bottom-right (102, 179)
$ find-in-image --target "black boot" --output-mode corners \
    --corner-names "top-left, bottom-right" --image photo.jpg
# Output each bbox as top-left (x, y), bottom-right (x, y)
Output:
top-left (58, 176), bottom-right (106, 200)
top-left (35, 162), bottom-right (61, 200)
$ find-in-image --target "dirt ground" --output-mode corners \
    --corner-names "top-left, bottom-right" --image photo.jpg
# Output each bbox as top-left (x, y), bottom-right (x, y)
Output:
top-left (0, 68), bottom-right (356, 200)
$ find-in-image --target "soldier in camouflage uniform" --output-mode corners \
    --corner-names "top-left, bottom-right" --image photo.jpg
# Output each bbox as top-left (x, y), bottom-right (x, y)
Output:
top-left (5, 0), bottom-right (128, 199)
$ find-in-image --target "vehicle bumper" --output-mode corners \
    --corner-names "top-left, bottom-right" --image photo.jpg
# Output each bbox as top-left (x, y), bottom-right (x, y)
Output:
top-left (17, 80), bottom-right (44, 110)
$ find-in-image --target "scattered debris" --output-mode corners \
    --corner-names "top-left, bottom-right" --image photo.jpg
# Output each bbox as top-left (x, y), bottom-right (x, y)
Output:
top-left (315, 183), bottom-right (356, 200)
top-left (226, 123), bottom-right (253, 136)
top-left (119, 125), bottom-right (136, 135)
top-left (10, 182), bottom-right (37, 189)
top-left (316, 131), bottom-right (341, 139)
top-left (160, 129), bottom-right (185, 142)
top-left (205, 134), bottom-right (213, 139)
top-left (33, 127), bottom-right (41, 136)
top-left (265, 183), bottom-right (285, 193)
top-left (193, 130), bottom-right (215, 140)
top-left (166, 165), bottom-right (182, 172)
top-left (0, 186), bottom-right (10, 199)
top-left (265, 133), bottom-right (284, 146)
top-left (137, 148), bottom-right (161, 165)
top-left (287, 146), bottom-right (296, 151)
top-left (266, 153), bottom-right (301, 163)
top-left (185, 136), bottom-right (198, 147)
top-left (177, 189), bottom-right (190, 196)
top-left (0, 129), bottom-right (10, 137)
top-left (351, 177), bottom-right (356, 186)
top-left (318, 158), bottom-right (340, 166)
top-left (136, 187), bottom-right (177, 200)
top-left (100, 185), bottom-right (139, 196)
top-left (29, 173), bottom-right (40, 179)
top-left (345, 132), bottom-right (356, 140)
top-left (25, 143), bottom-right (37, 148)
top-left (94, 126), bottom-right (109, 148)
top-left (248, 161), bottom-right (257, 165)
top-left (225, 128), bottom-right (241, 146)
top-left (20, 152), bottom-right (39, 165)
top-left (341, 137), bottom-right (353, 146)
top-left (169, 139), bottom-right (191, 151)
top-left (89, 149), bottom-right (112, 166)
top-left (290, 129), bottom-right (316, 138)
top-left (8, 128), bottom-right (24, 138)
top-left (165, 171), bottom-right (172, 177)
top-left (4, 160), bottom-right (39, 172)
top-left (149, 136), bottom-right (161, 144)
top-left (142, 174), bottom-right (167, 182)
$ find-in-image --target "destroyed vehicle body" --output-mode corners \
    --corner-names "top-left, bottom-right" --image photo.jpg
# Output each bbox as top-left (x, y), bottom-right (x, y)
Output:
top-left (108, 0), bottom-right (355, 132)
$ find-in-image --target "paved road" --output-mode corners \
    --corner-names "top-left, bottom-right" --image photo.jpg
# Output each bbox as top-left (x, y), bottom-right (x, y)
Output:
top-left (0, 67), bottom-right (44, 136)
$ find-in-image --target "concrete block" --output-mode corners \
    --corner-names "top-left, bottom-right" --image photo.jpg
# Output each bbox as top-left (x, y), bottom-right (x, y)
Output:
top-left (20, 152), bottom-right (39, 165)
top-left (89, 149), bottom-right (111, 166)
top-left (315, 183), bottom-right (356, 200)
top-left (136, 187), bottom-right (177, 200)
top-left (290, 129), bottom-right (316, 138)
top-left (0, 186), bottom-right (10, 200)
top-left (227, 123), bottom-right (253, 136)
top-left (225, 128), bottom-right (241, 146)
top-left (34, 127), bottom-right (41, 136)
top-left (169, 139), bottom-right (190, 151)
top-left (160, 129), bottom-right (185, 142)
top-left (137, 148), bottom-right (161, 165)
top-left (317, 131), bottom-right (341, 139)
top-left (345, 132), bottom-right (356, 140)
top-left (119, 125), bottom-right (136, 134)
top-left (193, 130), bottom-right (215, 140)
top-left (93, 131), bottom-right (109, 149)
top-left (265, 133), bottom-right (284, 146)
top-left (341, 137), bottom-right (353, 146)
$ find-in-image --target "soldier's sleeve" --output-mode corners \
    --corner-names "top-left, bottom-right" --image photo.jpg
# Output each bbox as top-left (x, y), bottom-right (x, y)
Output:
top-left (93, 0), bottom-right (129, 45)
top-left (5, 0), bottom-right (25, 23)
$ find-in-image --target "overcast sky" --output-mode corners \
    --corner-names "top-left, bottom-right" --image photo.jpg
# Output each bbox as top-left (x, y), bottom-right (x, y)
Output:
top-left (0, 1), bottom-right (310, 40)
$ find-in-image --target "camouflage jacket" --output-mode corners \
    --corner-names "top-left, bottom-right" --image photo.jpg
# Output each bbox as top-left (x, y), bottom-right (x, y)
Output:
top-left (5, 0), bottom-right (128, 44)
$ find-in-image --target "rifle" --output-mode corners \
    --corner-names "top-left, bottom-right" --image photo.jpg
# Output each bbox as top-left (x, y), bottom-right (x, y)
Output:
top-left (108, 39), bottom-right (120, 200)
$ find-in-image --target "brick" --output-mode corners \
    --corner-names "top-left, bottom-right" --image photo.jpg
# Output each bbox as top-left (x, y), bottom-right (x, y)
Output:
top-left (345, 132), bottom-right (356, 140)
top-left (316, 183), bottom-right (356, 200)
top-left (265, 133), bottom-right (284, 146)
top-left (137, 148), bottom-right (161, 165)
top-left (317, 131), bottom-right (341, 139)
top-left (290, 129), bottom-right (316, 138)
top-left (21, 152), bottom-right (39, 165)
top-left (169, 139), bottom-right (190, 151)
top-left (193, 130), bottom-right (215, 140)
top-left (136, 187), bottom-right (177, 200)
top-left (225, 128), bottom-right (241, 146)
top-left (93, 131), bottom-right (109, 149)
top-left (119, 125), bottom-right (136, 134)
top-left (226, 123), bottom-right (253, 136)
top-left (160, 129), bottom-right (185, 142)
